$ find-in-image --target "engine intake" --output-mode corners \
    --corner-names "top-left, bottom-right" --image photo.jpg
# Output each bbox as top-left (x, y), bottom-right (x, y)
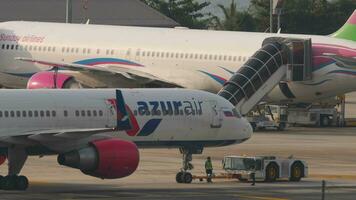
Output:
top-left (58, 139), bottom-right (139, 179)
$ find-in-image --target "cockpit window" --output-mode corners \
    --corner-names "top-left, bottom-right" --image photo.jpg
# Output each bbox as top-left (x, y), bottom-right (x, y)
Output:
top-left (232, 108), bottom-right (242, 118)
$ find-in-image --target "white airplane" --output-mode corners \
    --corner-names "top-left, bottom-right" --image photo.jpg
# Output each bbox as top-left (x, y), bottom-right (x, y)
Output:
top-left (0, 88), bottom-right (252, 190)
top-left (0, 11), bottom-right (354, 105)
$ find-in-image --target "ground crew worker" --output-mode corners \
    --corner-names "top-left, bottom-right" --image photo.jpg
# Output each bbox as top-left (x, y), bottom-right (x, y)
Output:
top-left (205, 157), bottom-right (213, 182)
top-left (250, 162), bottom-right (256, 186)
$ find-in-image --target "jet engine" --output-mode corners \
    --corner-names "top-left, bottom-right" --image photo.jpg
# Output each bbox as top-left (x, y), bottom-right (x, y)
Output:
top-left (57, 139), bottom-right (139, 179)
top-left (0, 155), bottom-right (6, 166)
top-left (27, 71), bottom-right (81, 89)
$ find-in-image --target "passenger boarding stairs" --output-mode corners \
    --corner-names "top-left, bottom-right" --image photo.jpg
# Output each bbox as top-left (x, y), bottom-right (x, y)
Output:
top-left (218, 37), bottom-right (313, 115)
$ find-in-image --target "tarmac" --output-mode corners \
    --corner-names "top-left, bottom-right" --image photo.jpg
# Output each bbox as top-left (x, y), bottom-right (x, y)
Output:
top-left (1, 127), bottom-right (356, 200)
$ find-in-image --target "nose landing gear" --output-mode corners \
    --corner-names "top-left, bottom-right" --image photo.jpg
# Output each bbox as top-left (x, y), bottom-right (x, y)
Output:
top-left (175, 147), bottom-right (203, 184)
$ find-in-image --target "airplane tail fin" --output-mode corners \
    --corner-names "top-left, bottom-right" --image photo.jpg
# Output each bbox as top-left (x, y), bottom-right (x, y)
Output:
top-left (332, 10), bottom-right (356, 42)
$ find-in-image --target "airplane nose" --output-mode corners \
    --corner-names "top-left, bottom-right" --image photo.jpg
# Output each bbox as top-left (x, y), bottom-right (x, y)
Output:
top-left (240, 117), bottom-right (253, 141)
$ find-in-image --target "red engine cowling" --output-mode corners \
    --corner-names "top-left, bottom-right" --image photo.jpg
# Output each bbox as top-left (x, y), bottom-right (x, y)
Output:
top-left (27, 71), bottom-right (80, 89)
top-left (58, 139), bottom-right (139, 179)
top-left (0, 155), bottom-right (6, 166)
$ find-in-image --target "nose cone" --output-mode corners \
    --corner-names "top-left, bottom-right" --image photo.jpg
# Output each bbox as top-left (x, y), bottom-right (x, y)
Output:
top-left (240, 117), bottom-right (253, 142)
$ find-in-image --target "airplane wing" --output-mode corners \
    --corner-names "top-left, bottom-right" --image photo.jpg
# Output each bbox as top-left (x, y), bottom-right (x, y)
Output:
top-left (15, 57), bottom-right (182, 87)
top-left (0, 127), bottom-right (115, 146)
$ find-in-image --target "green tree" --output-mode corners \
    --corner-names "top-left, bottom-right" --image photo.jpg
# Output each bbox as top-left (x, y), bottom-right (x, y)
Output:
top-left (141, 0), bottom-right (211, 29)
top-left (250, 0), bottom-right (356, 35)
top-left (211, 0), bottom-right (256, 31)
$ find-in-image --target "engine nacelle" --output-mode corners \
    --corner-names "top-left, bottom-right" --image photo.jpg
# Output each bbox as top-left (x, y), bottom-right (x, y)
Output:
top-left (0, 155), bottom-right (6, 166)
top-left (58, 139), bottom-right (139, 179)
top-left (27, 71), bottom-right (81, 89)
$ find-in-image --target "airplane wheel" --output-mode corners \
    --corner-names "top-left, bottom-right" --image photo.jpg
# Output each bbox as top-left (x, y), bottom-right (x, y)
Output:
top-left (290, 162), bottom-right (303, 182)
top-left (16, 176), bottom-right (29, 190)
top-left (265, 163), bottom-right (279, 182)
top-left (183, 172), bottom-right (193, 184)
top-left (176, 172), bottom-right (183, 183)
top-left (2, 175), bottom-right (16, 190)
top-left (0, 175), bottom-right (3, 189)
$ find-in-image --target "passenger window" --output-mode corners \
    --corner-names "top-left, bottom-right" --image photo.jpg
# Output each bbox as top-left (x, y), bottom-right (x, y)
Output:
top-left (22, 111), bottom-right (26, 117)
top-left (75, 110), bottom-right (79, 117)
top-left (43, 46), bottom-right (47, 51)
top-left (106, 49), bottom-right (110, 55)
top-left (33, 46), bottom-right (37, 51)
top-left (34, 111), bottom-right (38, 117)
top-left (110, 50), bottom-right (114, 55)
top-left (81, 110), bottom-right (85, 117)
top-left (6, 44), bottom-right (10, 49)
top-left (76, 48), bottom-right (79, 53)
top-left (16, 111), bottom-right (21, 117)
top-left (152, 52), bottom-right (155, 57)
top-left (87, 49), bottom-right (91, 54)
top-left (66, 47), bottom-right (70, 53)
top-left (71, 48), bottom-right (74, 53)
top-left (4, 111), bottom-right (9, 117)
top-left (99, 110), bottom-right (103, 116)
top-left (40, 110), bottom-right (44, 117)
top-left (15, 45), bottom-right (18, 50)
top-left (0, 111), bottom-right (2, 117)
top-left (83, 48), bottom-right (86, 54)
top-left (28, 111), bottom-right (32, 117)
top-left (46, 110), bottom-right (50, 117)
top-left (64, 110), bottom-right (68, 117)
top-left (10, 111), bottom-right (14, 117)
top-left (47, 47), bottom-right (51, 51)
top-left (87, 110), bottom-right (91, 117)
top-left (52, 111), bottom-right (56, 117)
top-left (1, 44), bottom-right (4, 49)
top-left (52, 47), bottom-right (56, 52)
top-left (38, 46), bottom-right (42, 51)
top-left (96, 49), bottom-right (100, 54)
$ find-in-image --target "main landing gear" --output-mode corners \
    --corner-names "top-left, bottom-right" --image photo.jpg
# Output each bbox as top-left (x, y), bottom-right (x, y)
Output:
top-left (175, 147), bottom-right (203, 184)
top-left (0, 147), bottom-right (29, 190)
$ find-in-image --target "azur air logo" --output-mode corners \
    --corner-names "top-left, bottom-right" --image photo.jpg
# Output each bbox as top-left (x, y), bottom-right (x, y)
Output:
top-left (107, 90), bottom-right (162, 137)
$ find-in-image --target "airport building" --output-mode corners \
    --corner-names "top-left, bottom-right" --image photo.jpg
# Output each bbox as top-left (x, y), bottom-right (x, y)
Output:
top-left (0, 0), bottom-right (179, 27)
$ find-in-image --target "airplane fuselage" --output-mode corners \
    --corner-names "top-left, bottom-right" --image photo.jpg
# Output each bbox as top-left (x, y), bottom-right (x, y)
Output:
top-left (0, 21), bottom-right (355, 104)
top-left (0, 88), bottom-right (252, 154)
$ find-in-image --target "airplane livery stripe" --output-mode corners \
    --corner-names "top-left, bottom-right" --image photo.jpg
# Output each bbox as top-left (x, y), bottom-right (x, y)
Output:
top-left (74, 58), bottom-right (143, 67)
top-left (137, 119), bottom-right (162, 136)
top-left (198, 70), bottom-right (227, 85)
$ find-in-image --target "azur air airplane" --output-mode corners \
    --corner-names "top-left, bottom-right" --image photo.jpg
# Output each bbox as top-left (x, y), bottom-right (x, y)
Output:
top-left (0, 88), bottom-right (252, 190)
top-left (0, 11), bottom-right (354, 105)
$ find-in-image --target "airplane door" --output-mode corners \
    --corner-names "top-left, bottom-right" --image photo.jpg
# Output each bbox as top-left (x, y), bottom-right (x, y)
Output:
top-left (105, 101), bottom-right (117, 128)
top-left (208, 101), bottom-right (223, 128)
top-left (126, 48), bottom-right (132, 61)
top-left (135, 48), bottom-right (141, 62)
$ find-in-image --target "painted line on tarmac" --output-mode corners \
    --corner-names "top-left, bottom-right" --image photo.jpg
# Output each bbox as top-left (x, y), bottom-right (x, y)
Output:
top-left (237, 195), bottom-right (289, 200)
top-left (310, 174), bottom-right (356, 180)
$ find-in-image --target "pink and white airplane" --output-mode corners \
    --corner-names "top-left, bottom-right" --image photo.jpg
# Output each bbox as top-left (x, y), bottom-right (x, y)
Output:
top-left (0, 88), bottom-right (252, 190)
top-left (0, 11), bottom-right (354, 105)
